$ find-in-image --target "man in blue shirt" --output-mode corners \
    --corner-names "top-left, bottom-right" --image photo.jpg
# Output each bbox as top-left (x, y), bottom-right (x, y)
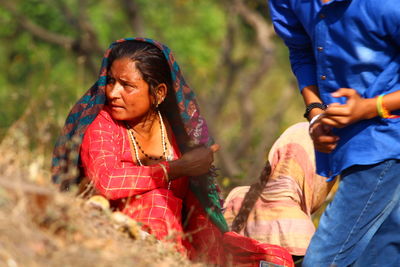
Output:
top-left (268, 0), bottom-right (400, 265)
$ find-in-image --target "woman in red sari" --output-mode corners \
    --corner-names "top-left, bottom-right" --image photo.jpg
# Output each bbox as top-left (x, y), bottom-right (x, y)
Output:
top-left (52, 38), bottom-right (293, 267)
top-left (80, 40), bottom-right (221, 259)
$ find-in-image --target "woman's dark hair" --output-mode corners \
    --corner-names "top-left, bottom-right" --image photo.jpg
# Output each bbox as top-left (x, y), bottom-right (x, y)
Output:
top-left (108, 41), bottom-right (173, 111)
top-left (231, 162), bottom-right (271, 233)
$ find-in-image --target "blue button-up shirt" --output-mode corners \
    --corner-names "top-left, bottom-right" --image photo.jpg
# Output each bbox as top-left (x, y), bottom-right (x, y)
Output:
top-left (268, 0), bottom-right (400, 179)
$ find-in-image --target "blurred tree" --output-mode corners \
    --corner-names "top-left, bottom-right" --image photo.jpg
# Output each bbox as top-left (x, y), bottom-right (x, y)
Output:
top-left (0, 0), bottom-right (304, 191)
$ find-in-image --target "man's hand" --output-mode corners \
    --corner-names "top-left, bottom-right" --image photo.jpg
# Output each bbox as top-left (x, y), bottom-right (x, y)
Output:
top-left (310, 117), bottom-right (339, 153)
top-left (321, 88), bottom-right (377, 128)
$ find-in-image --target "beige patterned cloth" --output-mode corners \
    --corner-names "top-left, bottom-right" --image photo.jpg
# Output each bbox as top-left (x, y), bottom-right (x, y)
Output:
top-left (223, 122), bottom-right (335, 256)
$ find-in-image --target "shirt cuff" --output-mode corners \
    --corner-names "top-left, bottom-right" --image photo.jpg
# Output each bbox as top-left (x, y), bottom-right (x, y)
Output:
top-left (293, 64), bottom-right (317, 92)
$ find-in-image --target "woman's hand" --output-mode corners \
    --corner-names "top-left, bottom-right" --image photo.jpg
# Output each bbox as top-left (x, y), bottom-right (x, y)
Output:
top-left (321, 88), bottom-right (377, 128)
top-left (310, 116), bottom-right (339, 153)
top-left (169, 144), bottom-right (220, 179)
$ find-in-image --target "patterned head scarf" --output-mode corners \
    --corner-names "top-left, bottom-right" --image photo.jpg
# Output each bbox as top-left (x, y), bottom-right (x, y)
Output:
top-left (51, 37), bottom-right (228, 232)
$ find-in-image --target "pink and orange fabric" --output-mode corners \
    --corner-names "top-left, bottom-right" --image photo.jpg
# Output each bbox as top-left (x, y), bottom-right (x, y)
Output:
top-left (224, 122), bottom-right (334, 256)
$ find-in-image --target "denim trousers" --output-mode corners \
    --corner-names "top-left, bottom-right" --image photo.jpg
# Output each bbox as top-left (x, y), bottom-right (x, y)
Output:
top-left (303, 159), bottom-right (400, 267)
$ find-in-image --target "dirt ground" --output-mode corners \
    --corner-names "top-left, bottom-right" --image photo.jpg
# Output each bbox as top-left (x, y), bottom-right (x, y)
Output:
top-left (0, 126), bottom-right (206, 267)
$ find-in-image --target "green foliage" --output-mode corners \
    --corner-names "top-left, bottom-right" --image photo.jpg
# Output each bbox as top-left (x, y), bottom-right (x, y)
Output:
top-left (137, 0), bottom-right (226, 90)
top-left (0, 0), bottom-right (302, 188)
top-left (0, 0), bottom-right (227, 138)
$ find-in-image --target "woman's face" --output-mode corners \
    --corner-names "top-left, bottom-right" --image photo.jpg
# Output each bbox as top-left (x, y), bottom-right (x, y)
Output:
top-left (106, 57), bottom-right (153, 123)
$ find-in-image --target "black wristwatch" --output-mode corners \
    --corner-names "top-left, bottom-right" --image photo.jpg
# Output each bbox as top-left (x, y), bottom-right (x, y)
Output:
top-left (303, 102), bottom-right (327, 118)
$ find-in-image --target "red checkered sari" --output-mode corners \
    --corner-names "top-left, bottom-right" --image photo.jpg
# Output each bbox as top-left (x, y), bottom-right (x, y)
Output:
top-left (80, 108), bottom-right (224, 261)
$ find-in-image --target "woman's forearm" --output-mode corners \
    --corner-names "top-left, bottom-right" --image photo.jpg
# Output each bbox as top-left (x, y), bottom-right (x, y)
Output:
top-left (168, 146), bottom-right (216, 179)
top-left (168, 158), bottom-right (187, 180)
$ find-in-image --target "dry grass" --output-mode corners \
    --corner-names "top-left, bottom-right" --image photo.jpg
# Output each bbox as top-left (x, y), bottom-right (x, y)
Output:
top-left (0, 119), bottom-right (206, 267)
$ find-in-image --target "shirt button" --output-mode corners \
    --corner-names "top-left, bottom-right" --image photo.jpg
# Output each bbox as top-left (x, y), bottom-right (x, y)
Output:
top-left (319, 13), bottom-right (326, 19)
top-left (317, 46), bottom-right (324, 52)
top-left (321, 75), bottom-right (327, 80)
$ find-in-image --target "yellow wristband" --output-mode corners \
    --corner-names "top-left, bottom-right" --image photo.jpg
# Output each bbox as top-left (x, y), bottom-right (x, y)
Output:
top-left (376, 93), bottom-right (397, 119)
top-left (376, 94), bottom-right (385, 118)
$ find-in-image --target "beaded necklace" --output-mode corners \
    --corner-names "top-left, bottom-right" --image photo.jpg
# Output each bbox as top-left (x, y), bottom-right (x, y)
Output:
top-left (126, 110), bottom-right (172, 190)
top-left (125, 110), bottom-right (167, 166)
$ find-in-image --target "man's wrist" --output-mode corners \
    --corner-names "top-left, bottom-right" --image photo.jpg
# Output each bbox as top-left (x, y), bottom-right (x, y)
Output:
top-left (306, 107), bottom-right (325, 122)
top-left (309, 113), bottom-right (324, 135)
top-left (304, 102), bottom-right (327, 120)
top-left (309, 113), bottom-right (323, 127)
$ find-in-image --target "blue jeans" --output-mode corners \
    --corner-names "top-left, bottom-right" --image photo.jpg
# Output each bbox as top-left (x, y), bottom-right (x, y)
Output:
top-left (303, 159), bottom-right (400, 267)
